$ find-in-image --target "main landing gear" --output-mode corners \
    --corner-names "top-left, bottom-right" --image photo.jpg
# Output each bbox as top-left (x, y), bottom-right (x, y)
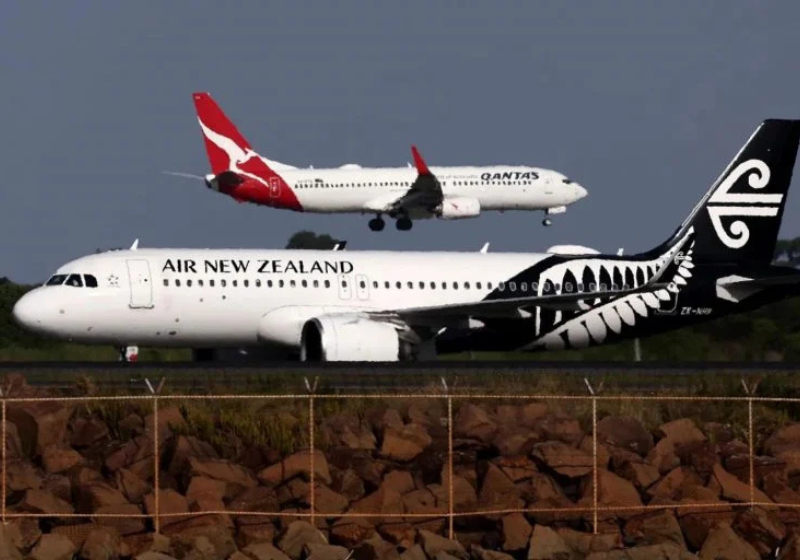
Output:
top-left (543, 218), bottom-right (553, 226)
top-left (368, 214), bottom-right (413, 231)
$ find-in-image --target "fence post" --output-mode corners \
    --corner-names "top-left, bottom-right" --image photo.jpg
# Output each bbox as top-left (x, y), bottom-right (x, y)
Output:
top-left (1, 384), bottom-right (5, 525)
top-left (742, 379), bottom-right (758, 511)
top-left (442, 377), bottom-right (454, 541)
top-left (305, 376), bottom-right (319, 528)
top-left (585, 378), bottom-right (598, 535)
top-left (146, 377), bottom-right (165, 534)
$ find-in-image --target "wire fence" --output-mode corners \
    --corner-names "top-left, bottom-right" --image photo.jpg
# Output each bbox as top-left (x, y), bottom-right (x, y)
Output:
top-left (0, 376), bottom-right (798, 540)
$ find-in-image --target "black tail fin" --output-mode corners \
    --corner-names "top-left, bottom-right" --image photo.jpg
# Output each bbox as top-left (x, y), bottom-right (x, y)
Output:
top-left (648, 119), bottom-right (800, 265)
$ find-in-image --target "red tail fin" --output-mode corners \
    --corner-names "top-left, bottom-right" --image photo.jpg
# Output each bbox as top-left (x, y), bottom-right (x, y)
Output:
top-left (192, 92), bottom-right (254, 174)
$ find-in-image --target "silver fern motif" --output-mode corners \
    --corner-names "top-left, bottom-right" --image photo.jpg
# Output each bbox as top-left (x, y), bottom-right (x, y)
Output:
top-left (524, 229), bottom-right (696, 350)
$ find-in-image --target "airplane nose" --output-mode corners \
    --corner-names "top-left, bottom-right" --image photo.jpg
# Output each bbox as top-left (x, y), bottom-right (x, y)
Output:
top-left (574, 184), bottom-right (588, 200)
top-left (12, 293), bottom-right (40, 329)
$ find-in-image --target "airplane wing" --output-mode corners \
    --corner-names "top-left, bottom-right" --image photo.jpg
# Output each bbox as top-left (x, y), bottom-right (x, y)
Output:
top-left (364, 146), bottom-right (443, 214)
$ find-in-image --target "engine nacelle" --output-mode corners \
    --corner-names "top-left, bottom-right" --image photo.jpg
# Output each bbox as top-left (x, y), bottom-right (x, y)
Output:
top-left (300, 314), bottom-right (407, 362)
top-left (546, 244), bottom-right (600, 255)
top-left (436, 197), bottom-right (481, 220)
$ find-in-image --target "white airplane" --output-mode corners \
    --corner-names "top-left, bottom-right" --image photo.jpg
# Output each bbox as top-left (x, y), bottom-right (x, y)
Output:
top-left (169, 92), bottom-right (588, 230)
top-left (14, 120), bottom-right (800, 362)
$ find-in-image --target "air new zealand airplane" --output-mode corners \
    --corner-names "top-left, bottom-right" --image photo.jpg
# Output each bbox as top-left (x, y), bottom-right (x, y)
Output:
top-left (12, 120), bottom-right (800, 361)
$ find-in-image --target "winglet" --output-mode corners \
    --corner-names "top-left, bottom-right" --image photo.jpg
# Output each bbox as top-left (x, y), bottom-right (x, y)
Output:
top-left (480, 243), bottom-right (490, 253)
top-left (130, 239), bottom-right (139, 250)
top-left (411, 145), bottom-right (431, 175)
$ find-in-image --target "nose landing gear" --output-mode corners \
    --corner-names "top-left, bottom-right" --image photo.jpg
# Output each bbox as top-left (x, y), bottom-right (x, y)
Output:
top-left (543, 218), bottom-right (553, 226)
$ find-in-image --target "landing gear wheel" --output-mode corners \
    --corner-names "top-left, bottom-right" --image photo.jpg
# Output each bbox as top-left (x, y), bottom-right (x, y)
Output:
top-left (543, 218), bottom-right (553, 226)
top-left (396, 217), bottom-right (413, 231)
top-left (368, 217), bottom-right (385, 231)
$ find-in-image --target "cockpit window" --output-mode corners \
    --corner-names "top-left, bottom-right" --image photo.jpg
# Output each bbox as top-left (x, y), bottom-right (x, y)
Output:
top-left (84, 274), bottom-right (98, 288)
top-left (65, 274), bottom-right (83, 287)
top-left (45, 275), bottom-right (67, 286)
top-left (562, 178), bottom-right (573, 184)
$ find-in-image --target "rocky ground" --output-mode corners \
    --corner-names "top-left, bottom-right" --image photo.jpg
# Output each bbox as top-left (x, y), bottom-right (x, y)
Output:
top-left (0, 373), bottom-right (800, 559)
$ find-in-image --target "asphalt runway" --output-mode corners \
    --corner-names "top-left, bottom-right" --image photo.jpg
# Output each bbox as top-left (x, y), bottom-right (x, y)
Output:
top-left (0, 360), bottom-right (796, 394)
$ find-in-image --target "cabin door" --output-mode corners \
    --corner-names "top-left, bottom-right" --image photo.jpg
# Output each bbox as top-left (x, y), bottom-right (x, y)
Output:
top-left (126, 259), bottom-right (154, 309)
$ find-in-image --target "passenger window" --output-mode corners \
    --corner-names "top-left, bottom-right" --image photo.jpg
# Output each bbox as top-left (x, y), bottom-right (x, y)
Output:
top-left (302, 280), bottom-right (308, 287)
top-left (476, 282), bottom-right (482, 290)
top-left (198, 279), bottom-right (204, 287)
top-left (314, 280), bottom-right (319, 288)
top-left (509, 282), bottom-right (517, 291)
top-left (577, 283), bottom-right (584, 291)
top-left (385, 281), bottom-right (390, 288)
top-left (279, 280), bottom-right (284, 288)
top-left (290, 280), bottom-right (296, 287)
top-left (487, 282), bottom-right (493, 290)
top-left (232, 280), bottom-right (238, 287)
top-left (360, 280), bottom-right (366, 289)
top-left (532, 282), bottom-right (539, 292)
top-left (498, 282), bottom-right (505, 291)
top-left (267, 280), bottom-right (273, 287)
top-left (430, 281), bottom-right (436, 289)
top-left (407, 281), bottom-right (413, 289)
top-left (163, 279), bottom-right (169, 287)
top-left (453, 282), bottom-right (459, 290)
top-left (243, 279), bottom-right (249, 287)
top-left (521, 283), bottom-right (527, 292)
top-left (176, 279), bottom-right (182, 287)
top-left (210, 279), bottom-right (215, 287)
top-left (396, 281), bottom-right (402, 289)
top-left (84, 275), bottom-right (98, 288)
top-left (256, 279), bottom-right (261, 287)
top-left (372, 281), bottom-right (378, 288)
top-left (187, 279), bottom-right (193, 287)
top-left (464, 282), bottom-right (470, 289)
top-left (419, 281), bottom-right (424, 289)
top-left (66, 274), bottom-right (83, 287)
top-left (564, 282), bottom-right (573, 292)
top-left (220, 279), bottom-right (226, 287)
top-left (324, 280), bottom-right (330, 288)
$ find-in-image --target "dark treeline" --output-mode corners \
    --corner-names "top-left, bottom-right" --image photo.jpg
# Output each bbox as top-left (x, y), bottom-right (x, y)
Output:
top-left (1, 234), bottom-right (799, 361)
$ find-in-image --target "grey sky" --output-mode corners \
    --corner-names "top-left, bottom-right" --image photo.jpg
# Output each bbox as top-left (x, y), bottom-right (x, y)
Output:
top-left (2, 2), bottom-right (800, 283)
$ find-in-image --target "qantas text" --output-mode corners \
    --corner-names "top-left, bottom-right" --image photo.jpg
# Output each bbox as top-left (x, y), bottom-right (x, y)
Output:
top-left (480, 171), bottom-right (539, 181)
top-left (162, 258), bottom-right (354, 275)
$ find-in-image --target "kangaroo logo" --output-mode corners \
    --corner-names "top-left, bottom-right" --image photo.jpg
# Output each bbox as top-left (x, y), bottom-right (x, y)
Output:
top-left (707, 159), bottom-right (780, 249)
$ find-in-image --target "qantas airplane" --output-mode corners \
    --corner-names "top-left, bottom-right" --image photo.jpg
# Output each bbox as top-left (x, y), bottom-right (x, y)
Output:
top-left (169, 92), bottom-right (588, 230)
top-left (13, 119), bottom-right (800, 362)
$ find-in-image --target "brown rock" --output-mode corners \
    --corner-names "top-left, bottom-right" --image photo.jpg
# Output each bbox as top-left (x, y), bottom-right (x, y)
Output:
top-left (532, 441), bottom-right (594, 478)
top-left (306, 543), bottom-right (350, 560)
top-left (492, 430), bottom-right (539, 457)
top-left (29, 533), bottom-right (75, 560)
top-left (115, 468), bottom-right (151, 504)
top-left (676, 440), bottom-right (719, 478)
top-left (7, 400), bottom-right (74, 456)
top-left (50, 523), bottom-right (97, 550)
top-left (188, 456), bottom-right (258, 499)
top-left (646, 437), bottom-right (679, 474)
top-left (500, 513), bottom-right (531, 551)
top-left (703, 422), bottom-right (735, 444)
top-left (725, 453), bottom-right (786, 486)
top-left (579, 469), bottom-right (642, 521)
top-left (5, 459), bottom-right (41, 492)
top-left (478, 463), bottom-right (524, 512)
top-left (618, 461), bottom-right (660, 491)
top-left (330, 517), bottom-right (375, 548)
top-left (733, 507), bottom-right (786, 556)
top-left (520, 403), bottom-right (549, 427)
top-left (656, 418), bottom-right (707, 446)
top-left (315, 483), bottom-right (349, 514)
top-left (277, 521), bottom-right (327, 560)
top-left (493, 455), bottom-right (538, 483)
top-left (237, 524), bottom-right (276, 548)
top-left (624, 510), bottom-right (686, 549)
top-left (77, 481), bottom-right (128, 513)
top-left (8, 517), bottom-right (41, 553)
top-left (228, 487), bottom-right (281, 526)
top-left (243, 542), bottom-right (292, 560)
top-left (171, 525), bottom-right (237, 560)
top-left (454, 403), bottom-right (497, 444)
top-left (555, 527), bottom-right (623, 556)
top-left (144, 405), bottom-right (186, 443)
top-left (332, 468), bottom-right (366, 502)
top-left (3, 421), bottom-right (23, 460)
top-left (527, 525), bottom-right (571, 560)
top-left (579, 436), bottom-right (611, 470)
top-left (258, 449), bottom-right (332, 486)
top-left (68, 465), bottom-right (103, 488)
top-left (699, 522), bottom-right (760, 560)
top-left (647, 467), bottom-right (703, 500)
top-left (539, 414), bottom-right (584, 446)
top-left (92, 503), bottom-right (147, 536)
top-left (104, 435), bottom-right (153, 478)
top-left (144, 489), bottom-right (190, 528)
top-left (42, 473), bottom-right (70, 502)
top-left (0, 524), bottom-right (23, 560)
top-left (80, 527), bottom-right (122, 560)
top-left (16, 488), bottom-right (74, 515)
top-left (596, 415), bottom-right (654, 456)
top-left (69, 416), bottom-right (110, 448)
top-left (165, 435), bottom-right (218, 478)
top-left (380, 423), bottom-right (432, 462)
top-left (378, 523), bottom-right (416, 548)
top-left (419, 529), bottom-right (466, 559)
top-left (711, 463), bottom-right (772, 503)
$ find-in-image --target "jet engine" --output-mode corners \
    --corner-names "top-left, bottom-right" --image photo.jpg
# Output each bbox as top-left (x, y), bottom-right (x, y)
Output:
top-left (300, 315), bottom-right (412, 362)
top-left (435, 197), bottom-right (481, 219)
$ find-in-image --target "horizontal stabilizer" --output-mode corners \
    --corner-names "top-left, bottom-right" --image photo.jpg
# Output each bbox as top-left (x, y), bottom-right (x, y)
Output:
top-left (716, 273), bottom-right (800, 302)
